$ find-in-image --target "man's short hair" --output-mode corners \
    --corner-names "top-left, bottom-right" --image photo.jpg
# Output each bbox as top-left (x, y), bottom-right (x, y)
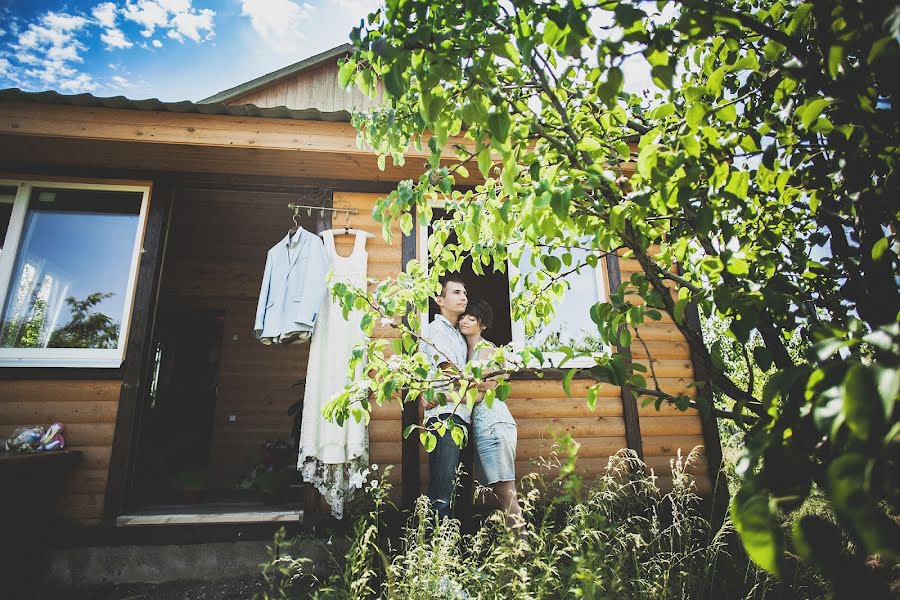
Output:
top-left (462, 299), bottom-right (494, 330)
top-left (438, 275), bottom-right (467, 297)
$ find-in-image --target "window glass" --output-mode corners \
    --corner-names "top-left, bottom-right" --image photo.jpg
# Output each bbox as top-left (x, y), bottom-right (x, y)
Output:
top-left (0, 188), bottom-right (142, 350)
top-left (0, 185), bottom-right (17, 253)
top-left (516, 245), bottom-right (604, 353)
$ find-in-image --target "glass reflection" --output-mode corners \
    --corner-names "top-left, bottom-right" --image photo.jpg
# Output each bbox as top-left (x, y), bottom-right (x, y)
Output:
top-left (518, 245), bottom-right (603, 353)
top-left (0, 188), bottom-right (142, 350)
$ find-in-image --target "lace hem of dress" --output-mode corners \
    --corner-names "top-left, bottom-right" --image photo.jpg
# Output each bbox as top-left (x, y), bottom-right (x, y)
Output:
top-left (298, 450), bottom-right (369, 520)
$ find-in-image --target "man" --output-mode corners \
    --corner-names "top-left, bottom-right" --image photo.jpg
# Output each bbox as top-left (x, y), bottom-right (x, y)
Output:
top-left (420, 276), bottom-right (469, 519)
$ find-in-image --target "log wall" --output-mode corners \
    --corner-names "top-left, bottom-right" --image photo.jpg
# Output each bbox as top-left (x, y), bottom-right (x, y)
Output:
top-left (0, 379), bottom-right (120, 524)
top-left (229, 64), bottom-right (383, 113)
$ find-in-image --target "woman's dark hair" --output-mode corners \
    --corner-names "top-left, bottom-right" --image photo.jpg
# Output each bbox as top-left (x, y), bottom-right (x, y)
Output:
top-left (462, 299), bottom-right (494, 330)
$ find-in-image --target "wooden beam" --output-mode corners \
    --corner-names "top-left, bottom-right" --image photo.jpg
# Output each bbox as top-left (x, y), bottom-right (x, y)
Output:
top-left (605, 255), bottom-right (644, 460)
top-left (400, 206), bottom-right (420, 510)
top-left (0, 102), bottom-right (474, 159)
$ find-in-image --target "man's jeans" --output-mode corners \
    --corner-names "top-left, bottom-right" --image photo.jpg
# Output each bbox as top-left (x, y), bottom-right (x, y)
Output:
top-left (426, 414), bottom-right (469, 519)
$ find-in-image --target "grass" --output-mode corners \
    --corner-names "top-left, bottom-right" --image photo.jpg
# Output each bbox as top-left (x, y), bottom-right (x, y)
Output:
top-left (257, 440), bottom-right (829, 599)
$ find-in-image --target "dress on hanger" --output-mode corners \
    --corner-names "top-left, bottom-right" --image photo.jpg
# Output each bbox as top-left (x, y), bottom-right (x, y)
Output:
top-left (297, 230), bottom-right (369, 519)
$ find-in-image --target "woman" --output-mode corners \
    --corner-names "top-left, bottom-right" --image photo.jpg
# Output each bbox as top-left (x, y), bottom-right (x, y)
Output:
top-left (458, 299), bottom-right (523, 526)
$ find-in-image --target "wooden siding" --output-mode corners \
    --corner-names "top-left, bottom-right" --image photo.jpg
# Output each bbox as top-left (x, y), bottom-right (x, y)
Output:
top-left (229, 64), bottom-right (383, 113)
top-left (622, 254), bottom-right (710, 491)
top-left (0, 379), bottom-right (120, 524)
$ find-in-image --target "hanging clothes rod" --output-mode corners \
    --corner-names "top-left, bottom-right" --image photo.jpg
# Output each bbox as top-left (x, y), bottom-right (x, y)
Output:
top-left (287, 203), bottom-right (358, 217)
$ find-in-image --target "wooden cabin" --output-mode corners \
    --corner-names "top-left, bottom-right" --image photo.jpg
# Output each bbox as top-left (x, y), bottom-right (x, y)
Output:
top-left (0, 45), bottom-right (721, 536)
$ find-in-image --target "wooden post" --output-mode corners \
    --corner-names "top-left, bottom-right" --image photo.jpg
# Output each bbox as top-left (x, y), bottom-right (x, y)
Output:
top-left (605, 253), bottom-right (644, 460)
top-left (104, 184), bottom-right (174, 521)
top-left (400, 207), bottom-right (420, 509)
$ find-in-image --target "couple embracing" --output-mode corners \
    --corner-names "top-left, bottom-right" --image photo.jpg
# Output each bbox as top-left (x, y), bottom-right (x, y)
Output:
top-left (420, 276), bottom-right (523, 526)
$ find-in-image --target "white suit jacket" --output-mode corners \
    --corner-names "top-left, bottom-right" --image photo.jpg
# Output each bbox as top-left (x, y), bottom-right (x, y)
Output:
top-left (254, 227), bottom-right (328, 344)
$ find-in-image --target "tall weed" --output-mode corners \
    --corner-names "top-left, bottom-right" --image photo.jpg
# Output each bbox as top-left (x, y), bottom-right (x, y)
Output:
top-left (259, 441), bottom-right (827, 599)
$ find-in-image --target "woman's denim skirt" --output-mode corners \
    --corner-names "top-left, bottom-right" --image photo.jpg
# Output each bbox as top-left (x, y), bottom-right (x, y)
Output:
top-left (474, 422), bottom-right (517, 485)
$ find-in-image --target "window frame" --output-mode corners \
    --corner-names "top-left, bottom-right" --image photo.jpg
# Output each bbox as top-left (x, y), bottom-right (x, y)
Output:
top-left (417, 202), bottom-right (609, 369)
top-left (0, 178), bottom-right (151, 368)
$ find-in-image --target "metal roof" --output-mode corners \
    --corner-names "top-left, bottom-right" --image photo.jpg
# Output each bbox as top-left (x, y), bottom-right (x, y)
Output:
top-left (0, 87), bottom-right (352, 122)
top-left (199, 44), bottom-right (353, 105)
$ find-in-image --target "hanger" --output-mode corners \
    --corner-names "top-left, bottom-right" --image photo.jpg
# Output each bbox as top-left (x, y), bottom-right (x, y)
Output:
top-left (319, 208), bottom-right (375, 239)
top-left (288, 205), bottom-right (301, 237)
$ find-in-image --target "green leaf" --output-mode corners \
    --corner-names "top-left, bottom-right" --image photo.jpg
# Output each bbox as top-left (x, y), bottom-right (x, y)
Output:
top-left (610, 204), bottom-right (627, 232)
top-left (842, 364), bottom-right (886, 441)
top-left (726, 257), bottom-right (749, 276)
top-left (650, 64), bottom-right (675, 90)
top-left (450, 424), bottom-right (465, 448)
top-left (828, 454), bottom-right (900, 556)
top-left (586, 385), bottom-right (598, 412)
top-left (718, 103), bottom-right (737, 123)
top-left (483, 387), bottom-right (495, 409)
top-left (648, 103), bottom-right (675, 119)
top-left (477, 147), bottom-right (493, 178)
top-left (563, 367), bottom-right (578, 397)
top-left (753, 346), bottom-right (773, 372)
top-left (598, 67), bottom-right (623, 106)
top-left (793, 515), bottom-right (843, 571)
top-left (577, 136), bottom-right (603, 153)
top-left (686, 102), bottom-right (706, 128)
top-left (871, 237), bottom-right (890, 261)
top-left (637, 143), bottom-right (659, 178)
top-left (550, 189), bottom-right (571, 220)
top-left (731, 487), bottom-right (784, 577)
top-left (827, 44), bottom-right (844, 78)
top-left (867, 36), bottom-right (894, 64)
top-left (420, 431), bottom-right (437, 453)
top-left (338, 58), bottom-right (356, 88)
top-left (488, 109), bottom-right (511, 143)
top-left (799, 98), bottom-right (831, 130)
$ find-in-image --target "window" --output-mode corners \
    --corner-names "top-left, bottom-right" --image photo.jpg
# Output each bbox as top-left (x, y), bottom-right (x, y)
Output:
top-left (419, 209), bottom-right (608, 368)
top-left (0, 180), bottom-right (150, 367)
top-left (510, 244), bottom-right (608, 365)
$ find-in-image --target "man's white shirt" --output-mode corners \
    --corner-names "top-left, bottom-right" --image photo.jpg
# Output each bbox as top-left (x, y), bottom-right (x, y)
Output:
top-left (420, 314), bottom-right (470, 423)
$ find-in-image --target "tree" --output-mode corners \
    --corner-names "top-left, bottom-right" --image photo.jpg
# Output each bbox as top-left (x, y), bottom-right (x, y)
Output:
top-left (327, 0), bottom-right (899, 593)
top-left (48, 292), bottom-right (120, 349)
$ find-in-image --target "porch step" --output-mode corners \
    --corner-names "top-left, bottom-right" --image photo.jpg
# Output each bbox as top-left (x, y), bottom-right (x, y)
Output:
top-left (116, 509), bottom-right (302, 526)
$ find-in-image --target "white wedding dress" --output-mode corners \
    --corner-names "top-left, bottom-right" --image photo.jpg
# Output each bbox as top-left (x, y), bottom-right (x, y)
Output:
top-left (298, 230), bottom-right (369, 519)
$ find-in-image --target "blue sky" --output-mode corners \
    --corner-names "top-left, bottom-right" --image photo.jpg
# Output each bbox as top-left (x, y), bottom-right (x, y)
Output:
top-left (0, 0), bottom-right (379, 101)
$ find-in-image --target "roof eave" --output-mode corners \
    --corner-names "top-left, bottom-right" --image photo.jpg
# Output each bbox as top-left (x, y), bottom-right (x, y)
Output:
top-left (198, 43), bottom-right (353, 105)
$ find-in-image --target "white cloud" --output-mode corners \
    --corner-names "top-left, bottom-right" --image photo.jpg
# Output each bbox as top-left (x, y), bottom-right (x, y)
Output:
top-left (170, 9), bottom-right (214, 42)
top-left (59, 73), bottom-right (97, 92)
top-left (92, 3), bottom-right (118, 29)
top-left (152, 39), bottom-right (163, 47)
top-left (241, 0), bottom-right (314, 54)
top-left (94, 2), bottom-right (134, 50)
top-left (122, 0), bottom-right (215, 42)
top-left (123, 0), bottom-right (169, 37)
top-left (333, 0), bottom-right (379, 14)
top-left (0, 58), bottom-right (9, 77)
top-left (101, 27), bottom-right (133, 49)
top-left (10, 11), bottom-right (89, 89)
